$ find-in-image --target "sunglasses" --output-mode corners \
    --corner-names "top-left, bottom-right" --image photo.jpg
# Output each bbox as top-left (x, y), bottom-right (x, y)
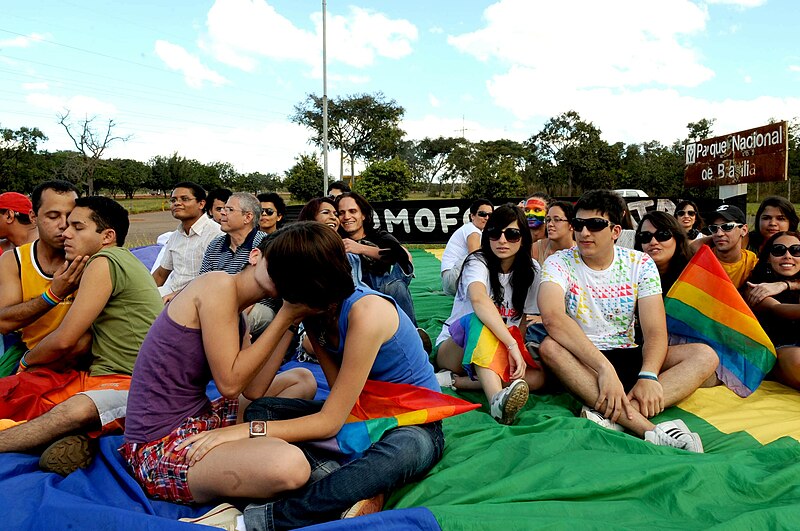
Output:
top-left (261, 208), bottom-right (276, 216)
top-left (636, 229), bottom-right (673, 245)
top-left (769, 244), bottom-right (800, 257)
top-left (708, 222), bottom-right (742, 233)
top-left (676, 210), bottom-right (696, 217)
top-left (571, 217), bottom-right (612, 232)
top-left (475, 211), bottom-right (492, 218)
top-left (487, 227), bottom-right (523, 243)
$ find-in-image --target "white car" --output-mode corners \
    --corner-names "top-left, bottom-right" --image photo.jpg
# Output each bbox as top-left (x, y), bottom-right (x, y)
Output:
top-left (614, 189), bottom-right (648, 198)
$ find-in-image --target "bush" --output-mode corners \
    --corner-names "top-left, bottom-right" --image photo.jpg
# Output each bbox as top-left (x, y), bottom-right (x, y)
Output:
top-left (353, 158), bottom-right (412, 202)
top-left (284, 154), bottom-right (324, 201)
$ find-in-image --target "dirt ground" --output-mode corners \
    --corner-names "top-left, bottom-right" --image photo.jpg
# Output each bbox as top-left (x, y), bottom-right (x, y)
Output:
top-left (126, 210), bottom-right (179, 247)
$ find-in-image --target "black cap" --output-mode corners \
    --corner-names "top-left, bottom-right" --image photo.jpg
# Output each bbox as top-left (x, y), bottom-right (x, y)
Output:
top-left (711, 204), bottom-right (746, 224)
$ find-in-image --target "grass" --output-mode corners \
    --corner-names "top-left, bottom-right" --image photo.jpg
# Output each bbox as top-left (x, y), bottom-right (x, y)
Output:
top-left (112, 196), bottom-right (170, 214)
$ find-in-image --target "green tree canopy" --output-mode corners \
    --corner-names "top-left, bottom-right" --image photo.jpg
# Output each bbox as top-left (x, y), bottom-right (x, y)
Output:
top-left (354, 158), bottom-right (412, 202)
top-left (284, 153), bottom-right (324, 201)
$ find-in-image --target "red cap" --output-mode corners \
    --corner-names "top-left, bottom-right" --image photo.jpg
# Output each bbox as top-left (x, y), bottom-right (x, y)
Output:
top-left (0, 192), bottom-right (33, 214)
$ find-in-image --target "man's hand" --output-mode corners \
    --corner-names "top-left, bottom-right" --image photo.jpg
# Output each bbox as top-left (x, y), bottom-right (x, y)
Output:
top-left (162, 291), bottom-right (177, 304)
top-left (595, 365), bottom-right (633, 422)
top-left (627, 379), bottom-right (664, 418)
top-left (745, 281), bottom-right (787, 307)
top-left (342, 238), bottom-right (365, 255)
top-left (378, 239), bottom-right (411, 272)
top-left (50, 256), bottom-right (89, 299)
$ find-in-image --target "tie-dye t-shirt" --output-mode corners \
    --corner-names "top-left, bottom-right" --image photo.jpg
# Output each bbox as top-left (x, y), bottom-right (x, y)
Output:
top-left (541, 246), bottom-right (662, 350)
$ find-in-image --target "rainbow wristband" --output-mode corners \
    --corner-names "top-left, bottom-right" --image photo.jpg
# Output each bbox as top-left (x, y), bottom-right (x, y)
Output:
top-left (638, 371), bottom-right (659, 382)
top-left (41, 291), bottom-right (58, 307)
top-left (18, 350), bottom-right (31, 371)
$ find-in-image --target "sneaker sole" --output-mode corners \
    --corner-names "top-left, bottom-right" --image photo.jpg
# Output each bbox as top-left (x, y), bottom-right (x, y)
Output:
top-left (39, 434), bottom-right (95, 476)
top-left (500, 381), bottom-right (529, 425)
top-left (342, 493), bottom-right (385, 519)
top-left (179, 503), bottom-right (241, 529)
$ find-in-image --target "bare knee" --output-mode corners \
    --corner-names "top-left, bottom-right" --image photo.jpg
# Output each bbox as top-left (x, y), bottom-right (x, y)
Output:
top-left (273, 445), bottom-right (311, 491)
top-left (53, 394), bottom-right (99, 429)
top-left (284, 368), bottom-right (317, 400)
top-left (537, 337), bottom-right (560, 367)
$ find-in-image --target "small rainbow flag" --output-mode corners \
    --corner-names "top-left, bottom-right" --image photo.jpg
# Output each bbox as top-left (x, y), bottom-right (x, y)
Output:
top-left (449, 312), bottom-right (539, 381)
top-left (325, 380), bottom-right (479, 457)
top-left (664, 245), bottom-right (776, 397)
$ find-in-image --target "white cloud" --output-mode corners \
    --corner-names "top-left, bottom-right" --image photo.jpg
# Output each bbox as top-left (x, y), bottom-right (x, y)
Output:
top-left (429, 94), bottom-right (440, 108)
top-left (204, 0), bottom-right (417, 73)
top-left (789, 65), bottom-right (800, 73)
top-left (22, 82), bottom-right (49, 91)
top-left (154, 40), bottom-right (228, 88)
top-left (25, 93), bottom-right (118, 116)
top-left (0, 32), bottom-right (47, 48)
top-left (105, 120), bottom-right (313, 175)
top-left (705, 0), bottom-right (766, 7)
top-left (743, 75), bottom-right (752, 83)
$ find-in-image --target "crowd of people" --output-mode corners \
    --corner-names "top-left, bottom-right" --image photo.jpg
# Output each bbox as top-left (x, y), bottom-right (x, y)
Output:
top-left (0, 180), bottom-right (797, 530)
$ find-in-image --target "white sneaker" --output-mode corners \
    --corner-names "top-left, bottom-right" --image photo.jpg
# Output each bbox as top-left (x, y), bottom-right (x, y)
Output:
top-left (644, 420), bottom-right (704, 453)
top-left (489, 379), bottom-right (529, 425)
top-left (579, 405), bottom-right (625, 432)
top-left (179, 503), bottom-right (242, 530)
top-left (435, 369), bottom-right (456, 390)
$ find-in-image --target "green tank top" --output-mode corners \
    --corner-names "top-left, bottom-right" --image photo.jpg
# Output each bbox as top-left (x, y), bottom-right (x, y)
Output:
top-left (88, 247), bottom-right (162, 376)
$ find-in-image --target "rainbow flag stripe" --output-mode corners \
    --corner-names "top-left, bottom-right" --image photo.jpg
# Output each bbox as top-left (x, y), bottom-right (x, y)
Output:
top-left (328, 380), bottom-right (479, 457)
top-left (449, 312), bottom-right (538, 381)
top-left (664, 245), bottom-right (776, 397)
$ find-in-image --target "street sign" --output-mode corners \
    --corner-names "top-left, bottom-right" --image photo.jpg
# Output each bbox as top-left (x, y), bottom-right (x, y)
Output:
top-left (684, 121), bottom-right (788, 187)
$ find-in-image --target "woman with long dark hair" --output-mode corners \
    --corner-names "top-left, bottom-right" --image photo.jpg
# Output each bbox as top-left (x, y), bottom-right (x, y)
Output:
top-left (435, 204), bottom-right (545, 424)
top-left (635, 211), bottom-right (693, 295)
top-left (748, 196), bottom-right (799, 253)
top-left (674, 200), bottom-right (703, 240)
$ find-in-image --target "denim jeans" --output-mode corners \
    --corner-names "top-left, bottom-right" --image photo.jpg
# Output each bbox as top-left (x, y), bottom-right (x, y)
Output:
top-left (362, 262), bottom-right (417, 326)
top-left (243, 397), bottom-right (444, 531)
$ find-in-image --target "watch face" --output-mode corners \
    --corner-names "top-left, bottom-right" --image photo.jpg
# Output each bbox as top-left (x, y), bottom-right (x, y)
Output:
top-left (250, 421), bottom-right (266, 436)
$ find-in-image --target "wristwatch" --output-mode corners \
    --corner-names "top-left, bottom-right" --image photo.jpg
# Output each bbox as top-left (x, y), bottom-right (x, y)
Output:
top-left (249, 420), bottom-right (268, 437)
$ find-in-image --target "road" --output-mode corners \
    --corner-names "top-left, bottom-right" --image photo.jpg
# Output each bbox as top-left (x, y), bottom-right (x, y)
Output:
top-left (126, 210), bottom-right (178, 247)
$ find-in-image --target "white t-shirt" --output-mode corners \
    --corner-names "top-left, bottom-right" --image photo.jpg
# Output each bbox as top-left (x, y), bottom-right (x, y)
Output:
top-left (440, 222), bottom-right (481, 272)
top-left (541, 246), bottom-right (661, 350)
top-left (159, 215), bottom-right (222, 296)
top-left (436, 254), bottom-right (541, 345)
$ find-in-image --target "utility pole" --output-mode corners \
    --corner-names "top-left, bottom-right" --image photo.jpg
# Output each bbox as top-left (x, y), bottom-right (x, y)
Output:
top-left (454, 115), bottom-right (470, 138)
top-left (322, 0), bottom-right (330, 195)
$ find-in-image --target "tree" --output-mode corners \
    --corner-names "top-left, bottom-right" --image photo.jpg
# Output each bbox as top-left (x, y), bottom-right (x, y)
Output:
top-left (526, 111), bottom-right (613, 196)
top-left (292, 92), bottom-right (405, 181)
top-left (234, 172), bottom-right (281, 194)
top-left (441, 139), bottom-right (476, 197)
top-left (354, 158), bottom-right (413, 202)
top-left (94, 158), bottom-right (149, 198)
top-left (0, 125), bottom-right (48, 192)
top-left (58, 111), bottom-right (130, 195)
top-left (462, 158), bottom-right (525, 200)
top-left (686, 118), bottom-right (716, 141)
top-left (284, 154), bottom-right (324, 202)
top-left (399, 136), bottom-right (460, 195)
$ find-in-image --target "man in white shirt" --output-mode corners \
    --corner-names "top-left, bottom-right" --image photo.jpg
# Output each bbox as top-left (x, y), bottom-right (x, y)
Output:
top-left (440, 199), bottom-right (493, 296)
top-left (152, 182), bottom-right (222, 303)
top-left (538, 190), bottom-right (716, 453)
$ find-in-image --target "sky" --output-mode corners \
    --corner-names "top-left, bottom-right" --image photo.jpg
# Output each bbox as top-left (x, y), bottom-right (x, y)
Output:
top-left (2, 0), bottom-right (799, 178)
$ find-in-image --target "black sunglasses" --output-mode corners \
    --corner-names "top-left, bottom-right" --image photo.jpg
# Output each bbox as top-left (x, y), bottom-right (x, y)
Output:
top-left (572, 217), bottom-right (612, 232)
top-left (676, 210), bottom-right (696, 217)
top-left (636, 229), bottom-right (673, 245)
top-left (487, 227), bottom-right (522, 243)
top-left (475, 211), bottom-right (492, 218)
top-left (261, 208), bottom-right (276, 216)
top-left (769, 244), bottom-right (800, 257)
top-left (708, 222), bottom-right (742, 233)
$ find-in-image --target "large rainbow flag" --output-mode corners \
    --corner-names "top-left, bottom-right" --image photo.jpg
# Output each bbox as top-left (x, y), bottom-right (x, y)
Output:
top-left (449, 312), bottom-right (538, 381)
top-left (664, 245), bottom-right (776, 397)
top-left (322, 380), bottom-right (479, 457)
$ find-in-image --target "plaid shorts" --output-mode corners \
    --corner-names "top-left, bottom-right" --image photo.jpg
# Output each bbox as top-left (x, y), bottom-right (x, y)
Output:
top-left (119, 397), bottom-right (239, 503)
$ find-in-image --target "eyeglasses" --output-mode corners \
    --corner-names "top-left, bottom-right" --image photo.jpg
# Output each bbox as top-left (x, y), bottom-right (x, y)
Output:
top-left (676, 210), bottom-right (696, 217)
top-left (260, 208), bottom-right (276, 216)
top-left (223, 206), bottom-right (248, 214)
top-left (571, 218), bottom-right (612, 232)
top-left (708, 222), bottom-right (742, 233)
top-left (169, 196), bottom-right (196, 204)
top-left (487, 227), bottom-right (522, 243)
top-left (769, 244), bottom-right (800, 257)
top-left (636, 229), bottom-right (673, 245)
top-left (475, 211), bottom-right (492, 218)
top-left (545, 217), bottom-right (569, 225)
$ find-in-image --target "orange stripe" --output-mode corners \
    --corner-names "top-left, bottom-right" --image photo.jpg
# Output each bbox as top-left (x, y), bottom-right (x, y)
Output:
top-left (673, 263), bottom-right (750, 312)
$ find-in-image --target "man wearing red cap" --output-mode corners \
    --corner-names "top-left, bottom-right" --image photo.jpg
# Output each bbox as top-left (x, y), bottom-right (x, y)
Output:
top-left (0, 192), bottom-right (38, 256)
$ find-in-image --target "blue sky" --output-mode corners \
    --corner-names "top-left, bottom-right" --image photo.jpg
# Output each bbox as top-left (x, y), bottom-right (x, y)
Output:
top-left (1, 0), bottom-right (798, 178)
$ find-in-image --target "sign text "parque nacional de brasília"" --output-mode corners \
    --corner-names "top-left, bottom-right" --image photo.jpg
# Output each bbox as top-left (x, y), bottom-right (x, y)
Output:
top-left (684, 121), bottom-right (788, 187)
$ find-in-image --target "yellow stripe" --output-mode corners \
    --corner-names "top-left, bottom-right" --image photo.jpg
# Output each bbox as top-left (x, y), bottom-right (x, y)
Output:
top-left (678, 381), bottom-right (800, 444)
top-left (675, 283), bottom-right (773, 350)
top-left (395, 410), bottom-right (429, 426)
top-left (427, 248), bottom-right (444, 261)
top-left (470, 328), bottom-right (500, 367)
